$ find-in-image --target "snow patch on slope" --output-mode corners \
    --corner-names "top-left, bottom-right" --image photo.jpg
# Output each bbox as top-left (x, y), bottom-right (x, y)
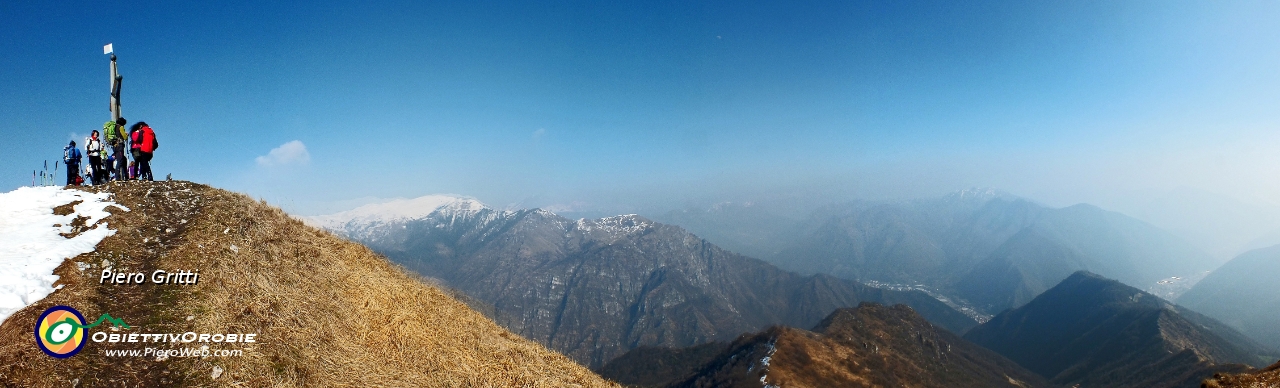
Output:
top-left (944, 187), bottom-right (1017, 203)
top-left (0, 186), bottom-right (126, 324)
top-left (572, 214), bottom-right (654, 240)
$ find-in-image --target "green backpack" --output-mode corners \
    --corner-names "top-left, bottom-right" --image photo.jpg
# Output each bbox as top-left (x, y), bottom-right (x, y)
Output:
top-left (102, 121), bottom-right (124, 146)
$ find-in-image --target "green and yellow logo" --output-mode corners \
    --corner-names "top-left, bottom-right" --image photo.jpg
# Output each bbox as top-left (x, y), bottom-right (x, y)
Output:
top-left (34, 306), bottom-right (130, 358)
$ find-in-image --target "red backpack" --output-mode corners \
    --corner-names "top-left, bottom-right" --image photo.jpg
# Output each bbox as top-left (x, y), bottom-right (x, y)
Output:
top-left (130, 129), bottom-right (143, 150)
top-left (141, 126), bottom-right (158, 153)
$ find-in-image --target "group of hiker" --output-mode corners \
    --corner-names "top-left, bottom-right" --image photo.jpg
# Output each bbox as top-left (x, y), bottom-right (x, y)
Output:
top-left (62, 117), bottom-right (159, 185)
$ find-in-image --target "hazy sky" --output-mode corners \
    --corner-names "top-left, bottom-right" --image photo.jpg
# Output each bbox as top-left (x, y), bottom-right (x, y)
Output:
top-left (4, 1), bottom-right (1279, 256)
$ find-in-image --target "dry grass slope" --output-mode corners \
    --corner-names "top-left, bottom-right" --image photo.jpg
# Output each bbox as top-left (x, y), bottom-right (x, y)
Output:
top-left (0, 181), bottom-right (616, 387)
top-left (1203, 361), bottom-right (1280, 388)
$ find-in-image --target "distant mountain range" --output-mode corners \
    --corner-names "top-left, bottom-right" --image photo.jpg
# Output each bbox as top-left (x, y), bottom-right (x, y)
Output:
top-left (306, 197), bottom-right (976, 368)
top-left (659, 189), bottom-right (1216, 314)
top-left (300, 192), bottom-right (1278, 385)
top-left (964, 271), bottom-right (1276, 388)
top-left (1179, 244), bottom-right (1280, 352)
top-left (601, 303), bottom-right (1049, 388)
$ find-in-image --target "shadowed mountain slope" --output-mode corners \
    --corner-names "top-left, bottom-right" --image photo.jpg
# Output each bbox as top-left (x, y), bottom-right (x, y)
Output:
top-left (311, 202), bottom-right (977, 368)
top-left (1179, 244), bottom-right (1280, 352)
top-left (595, 342), bottom-right (727, 388)
top-left (0, 182), bottom-right (613, 387)
top-left (964, 271), bottom-right (1276, 388)
top-left (634, 303), bottom-right (1048, 388)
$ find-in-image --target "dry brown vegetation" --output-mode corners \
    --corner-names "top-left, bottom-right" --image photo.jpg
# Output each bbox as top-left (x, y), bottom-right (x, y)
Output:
top-left (0, 181), bottom-right (617, 387)
top-left (672, 304), bottom-right (1047, 388)
top-left (1203, 361), bottom-right (1280, 388)
top-left (764, 328), bottom-right (876, 387)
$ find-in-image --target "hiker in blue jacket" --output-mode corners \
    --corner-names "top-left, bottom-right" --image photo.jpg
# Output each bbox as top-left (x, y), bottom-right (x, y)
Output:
top-left (63, 140), bottom-right (82, 186)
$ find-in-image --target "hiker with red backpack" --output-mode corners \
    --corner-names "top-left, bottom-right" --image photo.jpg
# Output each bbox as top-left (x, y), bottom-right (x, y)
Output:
top-left (129, 122), bottom-right (158, 181)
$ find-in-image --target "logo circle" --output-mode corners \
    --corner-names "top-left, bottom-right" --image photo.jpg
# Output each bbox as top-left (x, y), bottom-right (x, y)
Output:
top-left (34, 306), bottom-right (88, 358)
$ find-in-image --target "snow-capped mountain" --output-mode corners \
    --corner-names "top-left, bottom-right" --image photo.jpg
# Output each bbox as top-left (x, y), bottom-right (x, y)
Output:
top-left (305, 195), bottom-right (487, 228)
top-left (302, 195), bottom-right (490, 242)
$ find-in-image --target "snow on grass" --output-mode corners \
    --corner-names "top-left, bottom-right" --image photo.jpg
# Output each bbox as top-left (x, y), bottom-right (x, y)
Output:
top-left (0, 186), bottom-right (126, 324)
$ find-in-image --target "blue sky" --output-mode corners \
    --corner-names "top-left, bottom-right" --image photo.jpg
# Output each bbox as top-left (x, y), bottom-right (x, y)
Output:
top-left (4, 1), bottom-right (1280, 254)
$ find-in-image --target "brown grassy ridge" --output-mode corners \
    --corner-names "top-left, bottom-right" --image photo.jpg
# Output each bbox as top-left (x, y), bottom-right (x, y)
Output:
top-left (1203, 360), bottom-right (1280, 388)
top-left (670, 304), bottom-right (1048, 388)
top-left (0, 180), bottom-right (617, 387)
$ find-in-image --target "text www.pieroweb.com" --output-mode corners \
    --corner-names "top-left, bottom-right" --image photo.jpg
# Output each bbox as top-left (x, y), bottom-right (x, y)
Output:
top-left (101, 347), bottom-right (243, 357)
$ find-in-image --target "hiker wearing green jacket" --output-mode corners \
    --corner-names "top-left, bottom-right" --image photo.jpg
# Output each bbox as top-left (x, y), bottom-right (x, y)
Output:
top-left (103, 117), bottom-right (128, 181)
